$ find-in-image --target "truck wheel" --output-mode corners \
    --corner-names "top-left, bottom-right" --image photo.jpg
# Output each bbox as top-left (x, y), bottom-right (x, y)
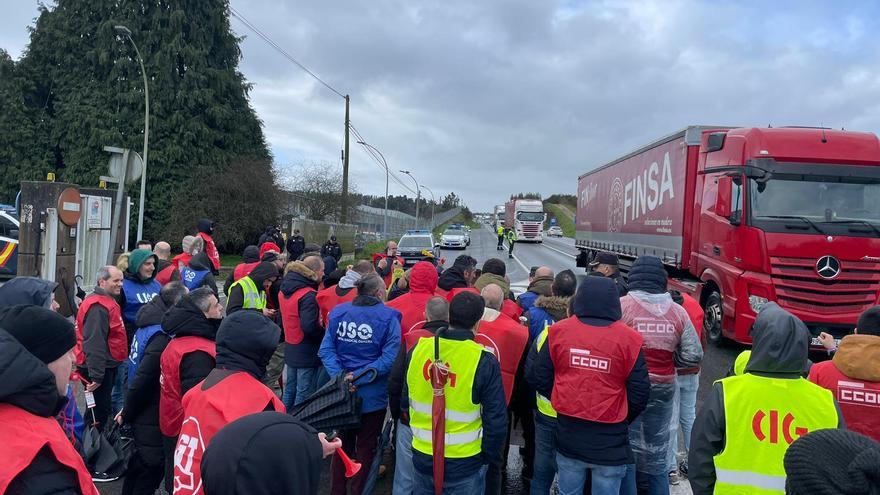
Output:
top-left (704, 291), bottom-right (724, 344)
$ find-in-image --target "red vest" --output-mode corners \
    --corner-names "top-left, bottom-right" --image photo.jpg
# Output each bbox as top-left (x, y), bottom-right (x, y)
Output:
top-left (316, 285), bottom-right (357, 326)
top-left (809, 361), bottom-right (880, 442)
top-left (404, 327), bottom-right (435, 352)
top-left (173, 253), bottom-right (193, 272)
top-left (198, 232), bottom-right (220, 271)
top-left (159, 336), bottom-right (216, 436)
top-left (0, 404), bottom-right (99, 495)
top-left (372, 253), bottom-right (404, 287)
top-left (444, 287), bottom-right (478, 303)
top-left (501, 299), bottom-right (523, 320)
top-left (75, 294), bottom-right (128, 365)
top-left (678, 293), bottom-right (705, 375)
top-left (280, 287), bottom-right (316, 345)
top-left (387, 291), bottom-right (437, 336)
top-left (173, 372), bottom-right (284, 495)
top-left (547, 317), bottom-right (643, 423)
top-left (232, 261), bottom-right (259, 282)
top-left (476, 314), bottom-right (529, 405)
top-left (156, 263), bottom-right (178, 286)
top-left (620, 295), bottom-right (689, 383)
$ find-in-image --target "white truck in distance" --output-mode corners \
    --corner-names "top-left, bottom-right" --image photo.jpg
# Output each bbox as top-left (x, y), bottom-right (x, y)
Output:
top-left (494, 205), bottom-right (506, 228)
top-left (505, 198), bottom-right (545, 242)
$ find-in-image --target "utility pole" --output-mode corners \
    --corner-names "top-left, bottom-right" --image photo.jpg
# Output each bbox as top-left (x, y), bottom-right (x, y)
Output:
top-left (341, 95), bottom-right (350, 224)
top-left (401, 170), bottom-right (420, 230)
top-left (421, 185), bottom-right (436, 228)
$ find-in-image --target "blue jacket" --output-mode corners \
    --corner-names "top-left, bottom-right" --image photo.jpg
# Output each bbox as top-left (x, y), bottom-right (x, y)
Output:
top-left (518, 291), bottom-right (539, 311)
top-left (121, 277), bottom-right (160, 327)
top-left (128, 324), bottom-right (164, 386)
top-left (319, 296), bottom-right (401, 413)
top-left (181, 266), bottom-right (209, 291)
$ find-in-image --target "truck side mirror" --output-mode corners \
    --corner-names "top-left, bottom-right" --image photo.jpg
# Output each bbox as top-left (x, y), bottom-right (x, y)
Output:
top-left (715, 176), bottom-right (733, 219)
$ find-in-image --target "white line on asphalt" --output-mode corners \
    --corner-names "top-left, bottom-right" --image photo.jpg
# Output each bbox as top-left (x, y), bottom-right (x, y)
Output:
top-left (510, 253), bottom-right (530, 274)
top-left (542, 241), bottom-right (578, 259)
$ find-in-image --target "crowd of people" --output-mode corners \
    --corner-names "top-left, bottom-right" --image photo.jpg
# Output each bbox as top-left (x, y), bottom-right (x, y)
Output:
top-left (0, 223), bottom-right (879, 495)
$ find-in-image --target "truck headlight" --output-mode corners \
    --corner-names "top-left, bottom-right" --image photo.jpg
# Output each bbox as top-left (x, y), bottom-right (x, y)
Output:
top-left (748, 295), bottom-right (769, 313)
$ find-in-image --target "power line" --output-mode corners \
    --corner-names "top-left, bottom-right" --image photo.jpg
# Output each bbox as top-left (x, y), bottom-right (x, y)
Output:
top-left (229, 7), bottom-right (346, 99)
top-left (348, 123), bottom-right (419, 195)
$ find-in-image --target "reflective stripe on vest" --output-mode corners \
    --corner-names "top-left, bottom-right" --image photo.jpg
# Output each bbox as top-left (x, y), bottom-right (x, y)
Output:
top-left (406, 336), bottom-right (485, 458)
top-left (713, 373), bottom-right (839, 495)
top-left (534, 325), bottom-right (557, 419)
top-left (229, 276), bottom-right (265, 310)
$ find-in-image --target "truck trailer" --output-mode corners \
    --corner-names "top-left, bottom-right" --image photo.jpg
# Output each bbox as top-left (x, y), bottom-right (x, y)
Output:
top-left (575, 126), bottom-right (880, 345)
top-left (505, 198), bottom-right (545, 242)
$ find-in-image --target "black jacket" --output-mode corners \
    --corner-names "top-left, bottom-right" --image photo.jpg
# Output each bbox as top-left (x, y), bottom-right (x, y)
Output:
top-left (280, 263), bottom-right (324, 368)
top-left (527, 276), bottom-right (651, 466)
top-left (588, 269), bottom-right (628, 297)
top-left (202, 412), bottom-right (323, 495)
top-left (688, 303), bottom-right (846, 495)
top-left (437, 266), bottom-right (469, 292)
top-left (123, 295), bottom-right (174, 465)
top-left (226, 262), bottom-right (278, 315)
top-left (321, 241), bottom-right (343, 262)
top-left (214, 311), bottom-right (281, 382)
top-left (401, 327), bottom-right (508, 481)
top-left (0, 329), bottom-right (81, 494)
top-left (388, 320), bottom-right (447, 423)
top-left (161, 297), bottom-right (220, 404)
top-left (286, 235), bottom-right (305, 260)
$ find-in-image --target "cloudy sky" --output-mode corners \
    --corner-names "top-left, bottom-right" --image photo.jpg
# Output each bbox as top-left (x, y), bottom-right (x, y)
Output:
top-left (4, 1), bottom-right (880, 211)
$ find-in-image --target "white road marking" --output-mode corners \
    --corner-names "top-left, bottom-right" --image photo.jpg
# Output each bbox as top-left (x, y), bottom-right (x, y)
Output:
top-left (541, 240), bottom-right (578, 259)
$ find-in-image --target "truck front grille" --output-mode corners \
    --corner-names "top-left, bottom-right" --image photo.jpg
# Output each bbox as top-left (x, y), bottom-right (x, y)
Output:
top-left (770, 256), bottom-right (880, 315)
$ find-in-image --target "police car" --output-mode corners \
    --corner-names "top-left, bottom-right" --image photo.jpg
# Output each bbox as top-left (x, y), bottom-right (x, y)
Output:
top-left (397, 230), bottom-right (439, 267)
top-left (0, 207), bottom-right (19, 279)
top-left (440, 228), bottom-right (468, 249)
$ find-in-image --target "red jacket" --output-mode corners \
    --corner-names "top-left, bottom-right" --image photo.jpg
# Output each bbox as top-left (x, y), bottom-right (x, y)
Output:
top-left (386, 261), bottom-right (439, 335)
top-left (173, 371), bottom-right (284, 495)
top-left (159, 336), bottom-right (217, 436)
top-left (476, 312), bottom-right (529, 405)
top-left (198, 232), bottom-right (220, 271)
top-left (0, 404), bottom-right (99, 495)
top-left (280, 287), bottom-right (317, 345)
top-left (548, 317), bottom-right (644, 423)
top-left (808, 335), bottom-right (880, 442)
top-left (316, 285), bottom-right (357, 326)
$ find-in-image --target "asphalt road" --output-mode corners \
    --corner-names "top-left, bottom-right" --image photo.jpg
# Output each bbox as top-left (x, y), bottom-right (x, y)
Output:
top-left (96, 225), bottom-right (741, 495)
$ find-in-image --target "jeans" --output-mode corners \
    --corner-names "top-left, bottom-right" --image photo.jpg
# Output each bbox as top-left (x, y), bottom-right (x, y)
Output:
top-left (555, 453), bottom-right (626, 495)
top-left (413, 465), bottom-right (487, 495)
top-left (531, 412), bottom-right (557, 494)
top-left (392, 421), bottom-right (414, 495)
top-left (628, 382), bottom-right (674, 493)
top-left (111, 365), bottom-right (125, 416)
top-left (283, 365), bottom-right (324, 410)
top-left (667, 373), bottom-right (699, 472)
top-left (620, 464), bottom-right (668, 495)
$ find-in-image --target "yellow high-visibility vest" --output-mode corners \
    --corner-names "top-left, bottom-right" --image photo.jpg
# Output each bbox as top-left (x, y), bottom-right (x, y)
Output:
top-left (407, 336), bottom-right (487, 458)
top-left (228, 276), bottom-right (266, 310)
top-left (535, 325), bottom-right (557, 419)
top-left (713, 373), bottom-right (838, 494)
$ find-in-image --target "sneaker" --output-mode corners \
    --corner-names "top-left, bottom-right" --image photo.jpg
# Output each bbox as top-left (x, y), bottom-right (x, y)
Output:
top-left (92, 472), bottom-right (120, 483)
top-left (668, 470), bottom-right (680, 485)
top-left (678, 461), bottom-right (689, 478)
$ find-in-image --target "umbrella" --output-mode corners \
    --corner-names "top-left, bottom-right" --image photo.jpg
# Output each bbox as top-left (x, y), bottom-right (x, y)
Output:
top-left (82, 408), bottom-right (129, 476)
top-left (361, 417), bottom-right (395, 495)
top-left (430, 334), bottom-right (449, 495)
top-left (290, 368), bottom-right (376, 431)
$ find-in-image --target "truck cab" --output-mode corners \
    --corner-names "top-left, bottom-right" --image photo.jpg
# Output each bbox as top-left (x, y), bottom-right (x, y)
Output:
top-left (692, 128), bottom-right (880, 345)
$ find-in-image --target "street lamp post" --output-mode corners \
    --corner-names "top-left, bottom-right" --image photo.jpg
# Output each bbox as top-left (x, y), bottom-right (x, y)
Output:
top-left (400, 170), bottom-right (420, 230)
top-left (420, 185), bottom-right (436, 228)
top-left (357, 140), bottom-right (389, 240)
top-left (114, 25), bottom-right (149, 242)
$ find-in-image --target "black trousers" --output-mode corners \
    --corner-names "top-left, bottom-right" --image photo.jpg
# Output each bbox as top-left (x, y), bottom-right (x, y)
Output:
top-left (121, 449), bottom-right (164, 495)
top-left (81, 366), bottom-right (117, 431)
top-left (163, 435), bottom-right (178, 494)
top-left (497, 235), bottom-right (504, 248)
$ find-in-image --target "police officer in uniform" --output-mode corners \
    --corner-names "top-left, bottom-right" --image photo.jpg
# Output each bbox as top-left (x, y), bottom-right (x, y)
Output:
top-left (689, 303), bottom-right (843, 495)
top-left (403, 291), bottom-right (508, 494)
top-left (506, 228), bottom-right (517, 259)
top-left (496, 224), bottom-right (505, 250)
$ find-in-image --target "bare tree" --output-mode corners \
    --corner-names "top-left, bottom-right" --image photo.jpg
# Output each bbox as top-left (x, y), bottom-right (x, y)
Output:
top-left (277, 161), bottom-right (354, 221)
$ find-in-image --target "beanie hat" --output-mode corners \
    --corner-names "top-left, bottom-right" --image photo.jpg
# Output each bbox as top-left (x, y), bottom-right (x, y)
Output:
top-left (259, 242), bottom-right (279, 259)
top-left (784, 429), bottom-right (880, 494)
top-left (482, 258), bottom-right (506, 277)
top-left (0, 305), bottom-right (76, 363)
top-left (626, 256), bottom-right (668, 294)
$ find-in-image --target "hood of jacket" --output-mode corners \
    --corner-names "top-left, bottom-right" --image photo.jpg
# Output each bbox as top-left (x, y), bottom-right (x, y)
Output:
top-left (248, 262), bottom-right (280, 288)
top-left (526, 276), bottom-right (554, 298)
top-left (242, 245), bottom-right (260, 263)
top-left (745, 302), bottom-right (809, 377)
top-left (0, 277), bottom-right (57, 309)
top-left (410, 261), bottom-right (439, 295)
top-left (626, 255), bottom-right (667, 294)
top-left (572, 276), bottom-right (621, 326)
top-left (438, 266), bottom-right (469, 291)
top-left (126, 248), bottom-right (159, 283)
top-left (202, 412), bottom-right (322, 495)
top-left (162, 297), bottom-right (220, 340)
top-left (198, 218), bottom-right (214, 235)
top-left (832, 334), bottom-right (880, 382)
top-left (136, 294), bottom-right (171, 328)
top-left (534, 295), bottom-right (570, 322)
top-left (215, 311), bottom-right (280, 380)
top-left (280, 262), bottom-right (319, 297)
top-left (338, 269), bottom-right (362, 290)
top-left (474, 272), bottom-right (509, 295)
top-left (0, 328), bottom-right (66, 417)
top-left (188, 251), bottom-right (213, 271)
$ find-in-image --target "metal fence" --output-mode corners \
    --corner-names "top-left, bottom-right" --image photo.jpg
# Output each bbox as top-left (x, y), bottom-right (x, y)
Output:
top-left (352, 205), bottom-right (461, 239)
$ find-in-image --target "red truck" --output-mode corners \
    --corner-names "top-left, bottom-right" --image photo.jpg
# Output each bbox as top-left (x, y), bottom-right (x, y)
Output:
top-left (575, 126), bottom-right (880, 345)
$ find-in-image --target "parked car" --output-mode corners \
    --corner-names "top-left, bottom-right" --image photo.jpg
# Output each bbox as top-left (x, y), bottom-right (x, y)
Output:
top-left (547, 226), bottom-right (563, 237)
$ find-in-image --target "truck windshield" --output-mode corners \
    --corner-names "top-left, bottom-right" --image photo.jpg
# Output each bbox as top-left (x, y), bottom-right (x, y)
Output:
top-left (750, 177), bottom-right (880, 223)
top-left (517, 212), bottom-right (544, 222)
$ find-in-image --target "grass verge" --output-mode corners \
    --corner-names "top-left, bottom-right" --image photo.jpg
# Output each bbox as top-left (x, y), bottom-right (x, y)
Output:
top-left (544, 203), bottom-right (576, 238)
